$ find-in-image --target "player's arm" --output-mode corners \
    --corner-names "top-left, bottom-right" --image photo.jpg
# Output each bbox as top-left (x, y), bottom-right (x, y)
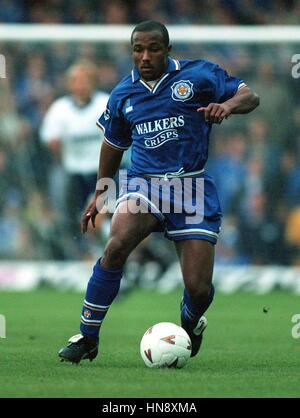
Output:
top-left (47, 137), bottom-right (62, 158)
top-left (81, 141), bottom-right (124, 233)
top-left (40, 100), bottom-right (65, 158)
top-left (197, 86), bottom-right (260, 124)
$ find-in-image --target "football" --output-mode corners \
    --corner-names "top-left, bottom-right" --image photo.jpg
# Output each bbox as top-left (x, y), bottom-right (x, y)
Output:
top-left (140, 322), bottom-right (192, 369)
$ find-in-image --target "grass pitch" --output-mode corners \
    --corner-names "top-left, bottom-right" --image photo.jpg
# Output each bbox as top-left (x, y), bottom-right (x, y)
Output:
top-left (0, 288), bottom-right (299, 398)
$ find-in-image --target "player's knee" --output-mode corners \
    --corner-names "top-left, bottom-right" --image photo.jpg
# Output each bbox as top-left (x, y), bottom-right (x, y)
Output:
top-left (186, 281), bottom-right (212, 304)
top-left (102, 236), bottom-right (130, 269)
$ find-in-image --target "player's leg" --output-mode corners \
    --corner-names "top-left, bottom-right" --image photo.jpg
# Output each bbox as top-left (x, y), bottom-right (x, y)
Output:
top-left (164, 173), bottom-right (220, 357)
top-left (175, 239), bottom-right (215, 357)
top-left (176, 239), bottom-right (215, 317)
top-left (80, 200), bottom-right (161, 342)
top-left (59, 200), bottom-right (161, 363)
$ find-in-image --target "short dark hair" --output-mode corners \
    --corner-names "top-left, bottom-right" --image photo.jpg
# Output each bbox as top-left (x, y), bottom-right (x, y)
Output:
top-left (131, 20), bottom-right (169, 47)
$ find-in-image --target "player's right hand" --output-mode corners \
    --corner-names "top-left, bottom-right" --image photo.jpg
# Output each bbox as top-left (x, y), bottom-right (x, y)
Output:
top-left (197, 102), bottom-right (231, 124)
top-left (81, 198), bottom-right (99, 233)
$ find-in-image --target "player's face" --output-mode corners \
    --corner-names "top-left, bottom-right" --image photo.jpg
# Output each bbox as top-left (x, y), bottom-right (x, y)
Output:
top-left (68, 68), bottom-right (94, 103)
top-left (132, 31), bottom-right (171, 81)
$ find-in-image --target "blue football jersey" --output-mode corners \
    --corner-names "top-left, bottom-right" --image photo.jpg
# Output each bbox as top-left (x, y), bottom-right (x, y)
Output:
top-left (97, 58), bottom-right (245, 175)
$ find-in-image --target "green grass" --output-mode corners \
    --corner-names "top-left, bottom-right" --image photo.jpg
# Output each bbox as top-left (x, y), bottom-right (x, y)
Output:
top-left (0, 288), bottom-right (299, 398)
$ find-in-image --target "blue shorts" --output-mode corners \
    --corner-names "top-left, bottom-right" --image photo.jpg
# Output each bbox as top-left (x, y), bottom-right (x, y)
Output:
top-left (116, 171), bottom-right (222, 245)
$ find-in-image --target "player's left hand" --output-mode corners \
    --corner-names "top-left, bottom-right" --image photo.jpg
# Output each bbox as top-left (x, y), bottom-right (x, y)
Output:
top-left (197, 103), bottom-right (231, 124)
top-left (81, 197), bottom-right (99, 233)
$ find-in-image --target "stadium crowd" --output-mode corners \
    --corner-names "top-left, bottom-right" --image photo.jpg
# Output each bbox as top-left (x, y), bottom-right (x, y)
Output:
top-left (1, 0), bottom-right (300, 25)
top-left (1, 1), bottom-right (300, 276)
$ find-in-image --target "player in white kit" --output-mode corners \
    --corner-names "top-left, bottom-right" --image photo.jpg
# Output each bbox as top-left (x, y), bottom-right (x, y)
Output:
top-left (40, 59), bottom-right (109, 236)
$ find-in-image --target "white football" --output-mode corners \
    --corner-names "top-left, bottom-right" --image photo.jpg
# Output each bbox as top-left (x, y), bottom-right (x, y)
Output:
top-left (140, 322), bottom-right (191, 369)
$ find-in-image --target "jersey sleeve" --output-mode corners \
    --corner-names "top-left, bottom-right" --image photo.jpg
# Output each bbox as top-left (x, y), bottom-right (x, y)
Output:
top-left (212, 64), bottom-right (246, 103)
top-left (96, 93), bottom-right (132, 151)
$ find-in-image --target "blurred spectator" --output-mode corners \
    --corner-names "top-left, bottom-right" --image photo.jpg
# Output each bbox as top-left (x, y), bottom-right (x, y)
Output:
top-left (239, 192), bottom-right (286, 265)
top-left (0, 0), bottom-right (25, 23)
top-left (241, 157), bottom-right (265, 219)
top-left (0, 81), bottom-right (23, 144)
top-left (286, 206), bottom-right (300, 246)
top-left (283, 153), bottom-right (300, 207)
top-left (285, 206), bottom-right (300, 265)
top-left (0, 191), bottom-right (32, 259)
top-left (40, 59), bottom-right (109, 237)
top-left (215, 214), bottom-right (247, 265)
top-left (247, 117), bottom-right (280, 178)
top-left (1, 0), bottom-right (300, 25)
top-left (250, 59), bottom-right (291, 143)
top-left (24, 190), bottom-right (66, 259)
top-left (0, 144), bottom-right (12, 210)
top-left (102, 0), bottom-right (129, 24)
top-left (208, 132), bottom-right (247, 215)
top-left (15, 53), bottom-right (53, 128)
top-left (97, 60), bottom-right (120, 92)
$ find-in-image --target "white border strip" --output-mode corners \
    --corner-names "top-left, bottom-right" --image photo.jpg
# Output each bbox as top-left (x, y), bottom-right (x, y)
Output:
top-left (80, 316), bottom-right (103, 324)
top-left (173, 59), bottom-right (181, 70)
top-left (97, 121), bottom-right (130, 151)
top-left (152, 73), bottom-right (170, 94)
top-left (104, 137), bottom-right (130, 151)
top-left (145, 168), bottom-right (205, 178)
top-left (139, 80), bottom-right (152, 92)
top-left (116, 192), bottom-right (165, 221)
top-left (1, 25), bottom-right (300, 43)
top-left (167, 228), bottom-right (219, 238)
top-left (84, 300), bottom-right (110, 309)
top-left (238, 82), bottom-right (247, 90)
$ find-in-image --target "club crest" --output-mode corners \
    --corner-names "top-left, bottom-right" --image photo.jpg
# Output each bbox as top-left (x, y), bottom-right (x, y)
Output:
top-left (171, 80), bottom-right (194, 102)
top-left (83, 309), bottom-right (92, 319)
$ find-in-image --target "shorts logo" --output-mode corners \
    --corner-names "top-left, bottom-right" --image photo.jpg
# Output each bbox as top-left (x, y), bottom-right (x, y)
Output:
top-left (171, 80), bottom-right (194, 102)
top-left (83, 309), bottom-right (92, 319)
